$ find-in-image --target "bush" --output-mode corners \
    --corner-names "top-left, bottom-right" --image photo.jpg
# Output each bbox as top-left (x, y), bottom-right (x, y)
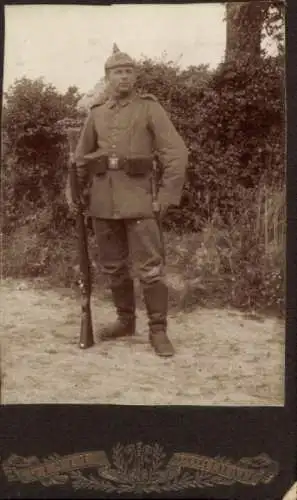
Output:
top-left (135, 56), bottom-right (285, 231)
top-left (2, 78), bottom-right (83, 234)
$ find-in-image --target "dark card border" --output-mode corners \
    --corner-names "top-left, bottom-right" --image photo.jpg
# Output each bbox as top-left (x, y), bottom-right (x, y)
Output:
top-left (1, 1), bottom-right (296, 499)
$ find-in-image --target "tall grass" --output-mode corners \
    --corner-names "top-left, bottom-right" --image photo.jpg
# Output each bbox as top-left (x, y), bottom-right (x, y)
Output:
top-left (255, 184), bottom-right (286, 262)
top-left (165, 184), bottom-right (285, 315)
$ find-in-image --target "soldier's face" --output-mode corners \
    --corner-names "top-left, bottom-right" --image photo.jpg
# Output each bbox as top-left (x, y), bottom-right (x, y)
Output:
top-left (107, 66), bottom-right (136, 96)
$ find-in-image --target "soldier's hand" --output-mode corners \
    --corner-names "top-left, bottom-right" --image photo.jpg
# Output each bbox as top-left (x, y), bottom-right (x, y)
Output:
top-left (70, 204), bottom-right (80, 216)
top-left (68, 197), bottom-right (87, 217)
top-left (67, 194), bottom-right (80, 216)
top-left (77, 166), bottom-right (88, 184)
top-left (65, 182), bottom-right (84, 216)
top-left (68, 156), bottom-right (86, 183)
top-left (152, 200), bottom-right (168, 219)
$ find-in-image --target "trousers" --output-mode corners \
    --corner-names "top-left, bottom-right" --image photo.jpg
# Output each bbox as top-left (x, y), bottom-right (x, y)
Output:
top-left (92, 217), bottom-right (165, 287)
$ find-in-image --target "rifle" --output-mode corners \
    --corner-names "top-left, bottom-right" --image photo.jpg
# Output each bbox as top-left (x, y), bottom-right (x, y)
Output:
top-left (67, 128), bottom-right (94, 349)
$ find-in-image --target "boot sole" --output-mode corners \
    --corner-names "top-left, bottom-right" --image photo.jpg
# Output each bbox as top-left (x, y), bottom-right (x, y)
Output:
top-left (154, 350), bottom-right (175, 357)
top-left (149, 341), bottom-right (175, 357)
top-left (99, 326), bottom-right (136, 339)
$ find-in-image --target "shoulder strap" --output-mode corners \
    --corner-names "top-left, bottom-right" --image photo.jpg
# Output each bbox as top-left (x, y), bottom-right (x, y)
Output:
top-left (90, 95), bottom-right (108, 110)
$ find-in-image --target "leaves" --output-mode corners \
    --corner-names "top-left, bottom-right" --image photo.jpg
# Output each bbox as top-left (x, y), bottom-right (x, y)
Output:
top-left (2, 77), bottom-right (83, 234)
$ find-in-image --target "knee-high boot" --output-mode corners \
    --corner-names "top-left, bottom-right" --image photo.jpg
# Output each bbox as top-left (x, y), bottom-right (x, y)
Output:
top-left (142, 281), bottom-right (174, 357)
top-left (99, 278), bottom-right (136, 340)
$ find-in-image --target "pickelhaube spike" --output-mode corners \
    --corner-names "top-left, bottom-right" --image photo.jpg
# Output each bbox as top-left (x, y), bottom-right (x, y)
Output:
top-left (112, 43), bottom-right (120, 54)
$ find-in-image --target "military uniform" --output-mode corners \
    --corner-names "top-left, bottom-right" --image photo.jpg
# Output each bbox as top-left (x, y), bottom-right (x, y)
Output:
top-left (73, 48), bottom-right (188, 356)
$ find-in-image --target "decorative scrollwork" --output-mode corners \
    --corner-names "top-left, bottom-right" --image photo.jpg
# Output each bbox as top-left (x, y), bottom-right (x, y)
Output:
top-left (1, 443), bottom-right (279, 494)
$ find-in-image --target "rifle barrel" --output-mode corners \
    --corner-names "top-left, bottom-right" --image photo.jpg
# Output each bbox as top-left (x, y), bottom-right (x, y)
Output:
top-left (67, 143), bottom-right (94, 349)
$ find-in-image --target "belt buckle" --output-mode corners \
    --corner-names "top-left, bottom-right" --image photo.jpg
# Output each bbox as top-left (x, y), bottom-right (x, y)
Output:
top-left (109, 155), bottom-right (119, 170)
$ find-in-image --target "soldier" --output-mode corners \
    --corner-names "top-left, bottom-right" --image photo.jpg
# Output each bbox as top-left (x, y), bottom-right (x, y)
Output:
top-left (73, 45), bottom-right (188, 357)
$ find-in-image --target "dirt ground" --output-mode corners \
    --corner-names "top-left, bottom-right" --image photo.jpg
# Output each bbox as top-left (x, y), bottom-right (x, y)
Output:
top-left (0, 277), bottom-right (285, 405)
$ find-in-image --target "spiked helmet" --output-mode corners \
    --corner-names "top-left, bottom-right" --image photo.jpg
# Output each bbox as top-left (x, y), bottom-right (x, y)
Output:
top-left (104, 43), bottom-right (135, 72)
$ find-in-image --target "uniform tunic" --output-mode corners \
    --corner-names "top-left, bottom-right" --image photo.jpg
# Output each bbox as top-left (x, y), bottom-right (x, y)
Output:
top-left (74, 92), bottom-right (188, 219)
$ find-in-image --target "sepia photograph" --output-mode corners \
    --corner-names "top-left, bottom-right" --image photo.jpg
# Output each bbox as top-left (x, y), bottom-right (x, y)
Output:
top-left (1, 2), bottom-right (286, 406)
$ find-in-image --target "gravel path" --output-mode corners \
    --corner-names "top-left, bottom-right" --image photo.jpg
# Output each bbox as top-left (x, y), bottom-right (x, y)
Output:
top-left (0, 278), bottom-right (285, 405)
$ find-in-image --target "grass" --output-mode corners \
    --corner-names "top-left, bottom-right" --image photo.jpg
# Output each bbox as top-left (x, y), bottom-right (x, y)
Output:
top-left (164, 183), bottom-right (285, 315)
top-left (2, 184), bottom-right (285, 317)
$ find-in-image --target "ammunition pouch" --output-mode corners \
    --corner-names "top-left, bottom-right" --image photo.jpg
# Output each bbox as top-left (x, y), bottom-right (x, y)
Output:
top-left (123, 157), bottom-right (153, 176)
top-left (87, 157), bottom-right (108, 176)
top-left (86, 155), bottom-right (153, 177)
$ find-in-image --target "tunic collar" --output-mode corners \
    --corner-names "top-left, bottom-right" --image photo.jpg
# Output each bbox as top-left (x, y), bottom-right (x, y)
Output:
top-left (107, 90), bottom-right (137, 109)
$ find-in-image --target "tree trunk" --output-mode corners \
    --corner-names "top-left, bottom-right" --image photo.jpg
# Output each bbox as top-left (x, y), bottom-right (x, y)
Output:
top-left (225, 1), bottom-right (267, 63)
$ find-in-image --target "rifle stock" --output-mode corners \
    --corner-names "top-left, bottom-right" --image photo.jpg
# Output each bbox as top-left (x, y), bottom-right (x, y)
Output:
top-left (67, 129), bottom-right (94, 349)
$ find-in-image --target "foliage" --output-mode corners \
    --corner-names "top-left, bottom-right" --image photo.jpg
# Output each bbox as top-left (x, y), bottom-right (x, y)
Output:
top-left (133, 54), bottom-right (285, 232)
top-left (261, 1), bottom-right (286, 55)
top-left (2, 77), bottom-right (83, 233)
top-left (164, 185), bottom-right (285, 316)
top-left (224, 1), bottom-right (285, 58)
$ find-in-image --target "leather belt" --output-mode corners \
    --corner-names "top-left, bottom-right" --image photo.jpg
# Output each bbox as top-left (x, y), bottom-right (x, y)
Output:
top-left (88, 155), bottom-right (154, 176)
top-left (108, 156), bottom-right (125, 170)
